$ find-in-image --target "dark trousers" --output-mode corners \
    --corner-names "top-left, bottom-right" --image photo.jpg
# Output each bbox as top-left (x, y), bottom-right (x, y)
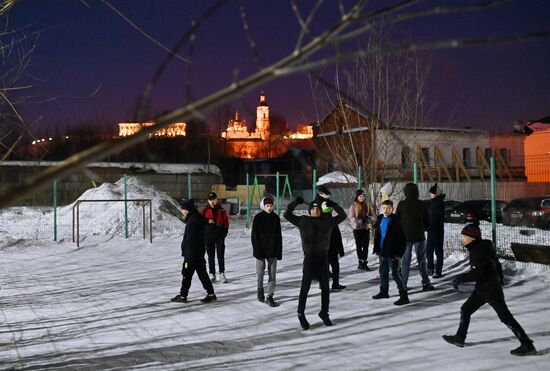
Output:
top-left (207, 236), bottom-right (225, 274)
top-left (378, 255), bottom-right (406, 295)
top-left (426, 227), bottom-right (444, 274)
top-left (298, 254), bottom-right (330, 315)
top-left (457, 289), bottom-right (531, 344)
top-left (353, 229), bottom-right (370, 262)
top-left (180, 257), bottom-right (214, 297)
top-left (328, 250), bottom-right (340, 287)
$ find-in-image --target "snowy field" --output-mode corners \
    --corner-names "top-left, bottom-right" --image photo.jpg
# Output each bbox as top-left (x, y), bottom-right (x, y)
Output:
top-left (1, 179), bottom-right (549, 370)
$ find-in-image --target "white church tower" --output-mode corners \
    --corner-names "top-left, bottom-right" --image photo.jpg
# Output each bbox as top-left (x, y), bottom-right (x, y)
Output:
top-left (255, 91), bottom-right (270, 140)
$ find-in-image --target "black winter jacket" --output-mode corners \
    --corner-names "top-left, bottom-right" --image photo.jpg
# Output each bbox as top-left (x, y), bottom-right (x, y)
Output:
top-left (181, 209), bottom-right (207, 262)
top-left (456, 239), bottom-right (504, 297)
top-left (395, 183), bottom-right (430, 242)
top-left (428, 194), bottom-right (445, 232)
top-left (372, 214), bottom-right (407, 258)
top-left (315, 195), bottom-right (345, 256)
top-left (251, 211), bottom-right (283, 260)
top-left (284, 199), bottom-right (346, 256)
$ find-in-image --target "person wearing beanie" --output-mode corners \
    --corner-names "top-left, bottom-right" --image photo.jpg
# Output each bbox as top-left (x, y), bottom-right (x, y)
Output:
top-left (200, 192), bottom-right (229, 283)
top-left (284, 195), bottom-right (347, 330)
top-left (372, 199), bottom-right (409, 306)
top-left (171, 199), bottom-right (217, 304)
top-left (427, 183), bottom-right (446, 278)
top-left (315, 186), bottom-right (346, 291)
top-left (395, 183), bottom-right (435, 292)
top-left (251, 196), bottom-right (283, 307)
top-left (348, 189), bottom-right (373, 271)
top-left (443, 221), bottom-right (537, 356)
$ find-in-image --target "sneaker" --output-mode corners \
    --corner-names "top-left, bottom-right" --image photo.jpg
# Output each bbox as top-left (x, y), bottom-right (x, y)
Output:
top-left (298, 313), bottom-right (310, 330)
top-left (332, 284), bottom-right (347, 292)
top-left (394, 295), bottom-right (410, 306)
top-left (200, 293), bottom-right (217, 303)
top-left (257, 288), bottom-right (265, 303)
top-left (220, 272), bottom-right (228, 283)
top-left (372, 291), bottom-right (389, 299)
top-left (265, 295), bottom-right (279, 307)
top-left (510, 342), bottom-right (536, 356)
top-left (363, 263), bottom-right (371, 271)
top-left (210, 274), bottom-right (217, 283)
top-left (433, 272), bottom-right (444, 279)
top-left (442, 334), bottom-right (465, 348)
top-left (170, 294), bottom-right (187, 303)
top-left (422, 284), bottom-right (436, 292)
top-left (318, 312), bottom-right (333, 326)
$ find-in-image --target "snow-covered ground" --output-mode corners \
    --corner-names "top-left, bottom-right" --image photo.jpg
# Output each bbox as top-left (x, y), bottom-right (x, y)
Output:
top-left (1, 180), bottom-right (549, 370)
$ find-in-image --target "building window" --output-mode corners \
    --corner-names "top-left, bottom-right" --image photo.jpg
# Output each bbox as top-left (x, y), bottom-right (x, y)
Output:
top-left (463, 148), bottom-right (471, 168)
top-left (500, 148), bottom-right (509, 165)
top-left (401, 147), bottom-right (411, 168)
top-left (421, 147), bottom-right (430, 164)
top-left (485, 148), bottom-right (492, 162)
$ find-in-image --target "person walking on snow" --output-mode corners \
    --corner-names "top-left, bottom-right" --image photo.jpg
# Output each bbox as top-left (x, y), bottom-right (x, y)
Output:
top-left (349, 189), bottom-right (373, 271)
top-left (427, 183), bottom-right (446, 278)
top-left (395, 183), bottom-right (435, 292)
top-left (443, 221), bottom-right (536, 356)
top-left (200, 192), bottom-right (229, 283)
top-left (170, 199), bottom-right (217, 304)
top-left (284, 196), bottom-right (347, 330)
top-left (251, 196), bottom-right (283, 307)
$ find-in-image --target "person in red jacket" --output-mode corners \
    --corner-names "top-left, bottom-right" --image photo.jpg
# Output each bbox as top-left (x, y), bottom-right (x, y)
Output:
top-left (200, 192), bottom-right (229, 283)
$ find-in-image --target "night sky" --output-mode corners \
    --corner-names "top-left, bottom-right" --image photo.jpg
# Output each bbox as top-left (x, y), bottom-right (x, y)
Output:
top-left (5, 0), bottom-right (550, 134)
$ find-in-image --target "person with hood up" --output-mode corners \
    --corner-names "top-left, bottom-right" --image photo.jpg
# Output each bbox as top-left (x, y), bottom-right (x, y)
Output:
top-left (284, 195), bottom-right (347, 330)
top-left (443, 222), bottom-right (536, 356)
top-left (251, 196), bottom-right (283, 307)
top-left (427, 183), bottom-right (446, 278)
top-left (349, 189), bottom-right (373, 271)
top-left (315, 185), bottom-right (346, 291)
top-left (200, 192), bottom-right (229, 283)
top-left (171, 199), bottom-right (217, 304)
top-left (395, 183), bottom-right (435, 292)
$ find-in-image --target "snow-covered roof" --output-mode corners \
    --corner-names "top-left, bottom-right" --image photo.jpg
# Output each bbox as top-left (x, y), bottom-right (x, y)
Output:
top-left (317, 171), bottom-right (358, 185)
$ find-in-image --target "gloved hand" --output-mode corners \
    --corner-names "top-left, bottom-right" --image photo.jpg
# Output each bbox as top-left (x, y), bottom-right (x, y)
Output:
top-left (451, 278), bottom-right (460, 290)
top-left (339, 251), bottom-right (345, 258)
top-left (223, 230), bottom-right (228, 238)
top-left (324, 198), bottom-right (336, 208)
top-left (295, 196), bottom-right (304, 204)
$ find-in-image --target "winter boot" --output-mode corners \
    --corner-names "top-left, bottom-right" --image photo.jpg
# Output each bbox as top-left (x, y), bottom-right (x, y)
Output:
top-left (394, 292), bottom-right (410, 306)
top-left (170, 294), bottom-right (187, 303)
top-left (510, 342), bottom-right (537, 356)
top-left (220, 272), bottom-right (228, 283)
top-left (433, 272), bottom-right (444, 279)
top-left (265, 295), bottom-right (279, 307)
top-left (422, 283), bottom-right (436, 292)
top-left (210, 273), bottom-right (217, 283)
top-left (332, 284), bottom-right (347, 292)
top-left (358, 260), bottom-right (365, 270)
top-left (298, 313), bottom-right (310, 330)
top-left (363, 261), bottom-right (371, 271)
top-left (200, 293), bottom-right (217, 303)
top-left (442, 334), bottom-right (465, 348)
top-left (372, 290), bottom-right (389, 299)
top-left (257, 288), bottom-right (265, 302)
top-left (318, 312), bottom-right (333, 326)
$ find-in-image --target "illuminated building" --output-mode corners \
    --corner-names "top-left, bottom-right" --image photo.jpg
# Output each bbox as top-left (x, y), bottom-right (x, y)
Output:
top-left (118, 122), bottom-right (186, 137)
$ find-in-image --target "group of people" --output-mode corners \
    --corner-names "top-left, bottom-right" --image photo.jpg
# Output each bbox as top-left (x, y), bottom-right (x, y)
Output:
top-left (171, 183), bottom-right (537, 356)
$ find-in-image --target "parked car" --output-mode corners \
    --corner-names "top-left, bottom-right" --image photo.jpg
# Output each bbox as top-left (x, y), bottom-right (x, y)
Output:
top-left (445, 200), bottom-right (490, 223)
top-left (481, 200), bottom-right (508, 223)
top-left (502, 196), bottom-right (550, 230)
top-left (422, 199), bottom-right (461, 222)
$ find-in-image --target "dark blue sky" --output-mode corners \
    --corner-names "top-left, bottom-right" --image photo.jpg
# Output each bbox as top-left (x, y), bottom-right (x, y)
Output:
top-left (6, 0), bottom-right (550, 134)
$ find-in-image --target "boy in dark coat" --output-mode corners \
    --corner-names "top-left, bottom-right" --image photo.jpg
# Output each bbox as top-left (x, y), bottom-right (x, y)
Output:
top-left (372, 200), bottom-right (409, 305)
top-left (171, 199), bottom-right (217, 304)
top-left (251, 196), bottom-right (283, 307)
top-left (315, 185), bottom-right (346, 291)
top-left (443, 222), bottom-right (536, 356)
top-left (426, 183), bottom-right (445, 278)
top-left (395, 183), bottom-right (435, 292)
top-left (200, 192), bottom-right (229, 283)
top-left (284, 196), bottom-right (347, 330)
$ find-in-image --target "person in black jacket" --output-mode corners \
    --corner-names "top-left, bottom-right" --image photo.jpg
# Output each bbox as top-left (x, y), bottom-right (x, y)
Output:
top-left (284, 196), bottom-right (347, 330)
top-left (251, 196), bottom-right (283, 307)
top-left (396, 183), bottom-right (435, 292)
top-left (371, 200), bottom-right (409, 305)
top-left (171, 199), bottom-right (217, 304)
top-left (315, 185), bottom-right (346, 291)
top-left (426, 183), bottom-right (446, 278)
top-left (443, 222), bottom-right (536, 356)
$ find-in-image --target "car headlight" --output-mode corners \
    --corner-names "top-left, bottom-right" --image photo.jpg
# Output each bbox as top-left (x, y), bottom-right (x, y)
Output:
top-left (531, 211), bottom-right (544, 216)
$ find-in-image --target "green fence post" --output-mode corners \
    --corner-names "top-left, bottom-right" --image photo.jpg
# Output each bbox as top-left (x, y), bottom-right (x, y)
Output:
top-left (187, 174), bottom-right (192, 200)
top-left (358, 166), bottom-right (362, 190)
top-left (53, 179), bottom-right (57, 241)
top-left (490, 156), bottom-right (497, 248)
top-left (124, 174), bottom-right (128, 239)
top-left (276, 172), bottom-right (280, 214)
top-left (246, 173), bottom-right (250, 229)
top-left (413, 161), bottom-right (418, 184)
top-left (312, 169), bottom-right (317, 200)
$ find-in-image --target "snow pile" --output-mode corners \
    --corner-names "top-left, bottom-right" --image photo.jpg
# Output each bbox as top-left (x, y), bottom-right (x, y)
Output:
top-left (317, 171), bottom-right (357, 186)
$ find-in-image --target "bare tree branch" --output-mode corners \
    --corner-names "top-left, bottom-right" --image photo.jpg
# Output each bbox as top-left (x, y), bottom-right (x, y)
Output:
top-left (240, 6), bottom-right (263, 69)
top-left (293, 0), bottom-right (325, 52)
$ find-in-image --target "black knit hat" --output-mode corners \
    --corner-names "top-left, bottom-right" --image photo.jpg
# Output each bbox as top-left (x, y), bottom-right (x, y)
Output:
top-left (181, 199), bottom-right (195, 211)
top-left (263, 196), bottom-right (274, 205)
top-left (461, 221), bottom-right (481, 239)
top-left (207, 192), bottom-right (218, 200)
top-left (309, 200), bottom-right (321, 212)
top-left (317, 185), bottom-right (331, 196)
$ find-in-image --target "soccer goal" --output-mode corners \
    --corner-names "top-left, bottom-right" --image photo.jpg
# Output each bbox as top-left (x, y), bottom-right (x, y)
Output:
top-left (72, 199), bottom-right (153, 247)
